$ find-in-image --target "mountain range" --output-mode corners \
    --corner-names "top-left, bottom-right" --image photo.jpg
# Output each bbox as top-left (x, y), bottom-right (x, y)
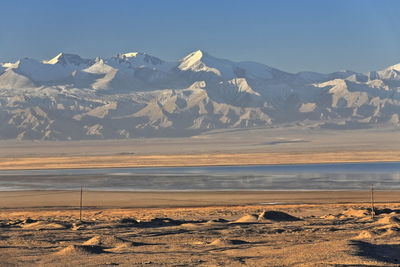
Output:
top-left (0, 50), bottom-right (399, 140)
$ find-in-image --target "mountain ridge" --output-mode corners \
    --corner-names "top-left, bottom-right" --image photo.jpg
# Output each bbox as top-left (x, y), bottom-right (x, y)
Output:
top-left (0, 50), bottom-right (399, 140)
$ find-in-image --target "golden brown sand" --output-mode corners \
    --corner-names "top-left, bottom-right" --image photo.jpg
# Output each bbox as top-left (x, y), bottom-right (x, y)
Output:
top-left (0, 127), bottom-right (399, 170)
top-left (2, 190), bottom-right (400, 208)
top-left (1, 191), bottom-right (400, 266)
top-left (0, 150), bottom-right (399, 170)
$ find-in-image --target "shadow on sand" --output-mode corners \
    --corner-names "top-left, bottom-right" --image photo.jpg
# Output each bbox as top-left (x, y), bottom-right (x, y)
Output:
top-left (350, 240), bottom-right (400, 264)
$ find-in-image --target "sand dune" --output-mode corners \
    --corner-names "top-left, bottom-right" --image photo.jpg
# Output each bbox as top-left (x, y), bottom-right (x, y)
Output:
top-left (258, 210), bottom-right (301, 221)
top-left (83, 235), bottom-right (133, 248)
top-left (55, 245), bottom-right (106, 255)
top-left (2, 201), bottom-right (400, 266)
top-left (21, 221), bottom-right (68, 230)
top-left (234, 214), bottom-right (259, 223)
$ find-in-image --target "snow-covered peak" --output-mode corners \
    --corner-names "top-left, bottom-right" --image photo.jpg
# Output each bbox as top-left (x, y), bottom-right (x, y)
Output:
top-left (178, 50), bottom-right (210, 70)
top-left (0, 61), bottom-right (19, 69)
top-left (226, 78), bottom-right (260, 96)
top-left (0, 62), bottom-right (13, 73)
top-left (121, 52), bottom-right (139, 58)
top-left (180, 50), bottom-right (207, 66)
top-left (178, 50), bottom-right (237, 77)
top-left (113, 52), bottom-right (165, 66)
top-left (377, 63), bottom-right (400, 80)
top-left (178, 50), bottom-right (286, 81)
top-left (46, 53), bottom-right (93, 66)
top-left (385, 63), bottom-right (400, 72)
top-left (83, 58), bottom-right (116, 74)
top-left (12, 56), bottom-right (91, 82)
top-left (314, 79), bottom-right (348, 94)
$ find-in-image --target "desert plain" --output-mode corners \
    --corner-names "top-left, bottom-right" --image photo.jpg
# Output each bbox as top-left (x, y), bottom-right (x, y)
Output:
top-left (2, 191), bottom-right (400, 266)
top-left (0, 127), bottom-right (399, 170)
top-left (0, 127), bottom-right (400, 266)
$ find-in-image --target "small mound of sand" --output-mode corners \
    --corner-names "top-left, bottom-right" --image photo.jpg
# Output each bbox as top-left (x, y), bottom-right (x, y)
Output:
top-left (343, 208), bottom-right (369, 218)
top-left (55, 245), bottom-right (105, 255)
top-left (83, 235), bottom-right (133, 248)
top-left (354, 225), bottom-right (400, 240)
top-left (180, 223), bottom-right (200, 228)
top-left (354, 230), bottom-right (375, 240)
top-left (22, 221), bottom-right (67, 230)
top-left (320, 214), bottom-right (344, 220)
top-left (209, 238), bottom-right (248, 246)
top-left (320, 214), bottom-right (337, 220)
top-left (375, 215), bottom-right (400, 225)
top-left (206, 218), bottom-right (229, 224)
top-left (321, 214), bottom-right (347, 220)
top-left (259, 211), bottom-right (301, 222)
top-left (234, 214), bottom-right (259, 223)
top-left (191, 241), bottom-right (207, 245)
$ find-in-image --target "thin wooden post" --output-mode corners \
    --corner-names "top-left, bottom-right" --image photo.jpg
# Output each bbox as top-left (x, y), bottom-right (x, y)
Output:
top-left (371, 184), bottom-right (375, 219)
top-left (79, 186), bottom-right (83, 222)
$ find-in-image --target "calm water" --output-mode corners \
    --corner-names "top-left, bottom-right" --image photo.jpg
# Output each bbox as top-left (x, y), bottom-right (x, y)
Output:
top-left (0, 162), bottom-right (399, 191)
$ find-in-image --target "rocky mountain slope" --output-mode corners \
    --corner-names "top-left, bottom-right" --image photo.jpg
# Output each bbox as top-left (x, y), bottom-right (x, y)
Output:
top-left (0, 50), bottom-right (399, 140)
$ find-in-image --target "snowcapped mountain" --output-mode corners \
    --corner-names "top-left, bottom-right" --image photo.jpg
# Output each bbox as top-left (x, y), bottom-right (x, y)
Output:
top-left (0, 50), bottom-right (399, 140)
top-left (46, 53), bottom-right (94, 66)
top-left (4, 53), bottom-right (94, 83)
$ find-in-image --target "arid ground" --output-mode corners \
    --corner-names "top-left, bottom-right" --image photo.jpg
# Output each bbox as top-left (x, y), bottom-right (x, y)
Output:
top-left (1, 128), bottom-right (399, 266)
top-left (1, 191), bottom-right (400, 266)
top-left (0, 127), bottom-right (399, 170)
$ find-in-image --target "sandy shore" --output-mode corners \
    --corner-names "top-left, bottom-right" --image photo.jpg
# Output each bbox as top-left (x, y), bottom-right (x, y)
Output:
top-left (1, 190), bottom-right (400, 209)
top-left (1, 127), bottom-right (399, 170)
top-left (1, 150), bottom-right (399, 170)
top-left (1, 191), bottom-right (400, 266)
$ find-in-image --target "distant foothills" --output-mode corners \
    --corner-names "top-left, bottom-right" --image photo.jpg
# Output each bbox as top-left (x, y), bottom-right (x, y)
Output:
top-left (0, 50), bottom-right (399, 140)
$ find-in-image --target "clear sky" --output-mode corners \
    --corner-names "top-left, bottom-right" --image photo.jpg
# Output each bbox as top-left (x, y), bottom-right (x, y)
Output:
top-left (2, 0), bottom-right (400, 73)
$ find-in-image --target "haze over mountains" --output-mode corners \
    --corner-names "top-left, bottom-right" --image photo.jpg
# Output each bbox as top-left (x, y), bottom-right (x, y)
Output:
top-left (0, 50), bottom-right (399, 140)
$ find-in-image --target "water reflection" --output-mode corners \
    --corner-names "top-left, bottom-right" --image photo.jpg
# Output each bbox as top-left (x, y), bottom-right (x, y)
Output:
top-left (0, 162), bottom-right (399, 191)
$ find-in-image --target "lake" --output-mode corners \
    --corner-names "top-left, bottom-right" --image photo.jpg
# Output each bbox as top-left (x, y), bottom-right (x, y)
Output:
top-left (0, 162), bottom-right (399, 191)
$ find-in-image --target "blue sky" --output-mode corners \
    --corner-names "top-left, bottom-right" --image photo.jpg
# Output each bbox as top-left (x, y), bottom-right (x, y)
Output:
top-left (1, 0), bottom-right (400, 73)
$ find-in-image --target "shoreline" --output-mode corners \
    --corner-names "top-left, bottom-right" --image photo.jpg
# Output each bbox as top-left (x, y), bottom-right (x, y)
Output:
top-left (1, 190), bottom-right (400, 209)
top-left (0, 160), bottom-right (399, 173)
top-left (1, 150), bottom-right (399, 170)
